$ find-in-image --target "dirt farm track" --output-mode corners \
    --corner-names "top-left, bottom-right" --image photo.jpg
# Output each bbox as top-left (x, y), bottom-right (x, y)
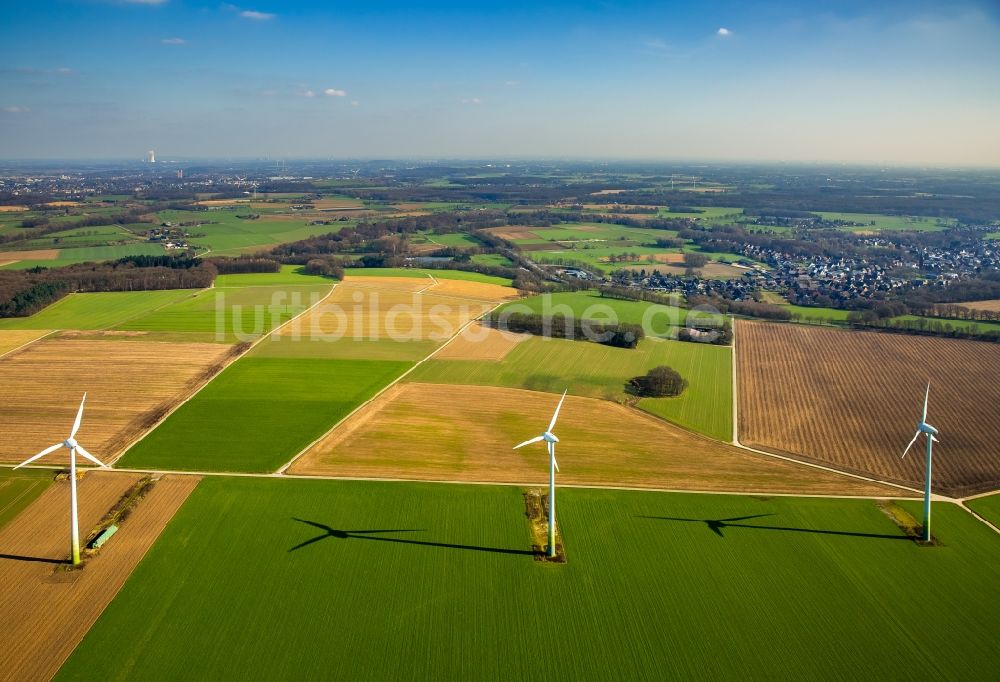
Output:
top-left (737, 321), bottom-right (1000, 496)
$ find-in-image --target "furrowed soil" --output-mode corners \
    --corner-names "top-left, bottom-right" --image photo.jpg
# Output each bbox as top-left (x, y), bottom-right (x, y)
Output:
top-left (0, 471), bottom-right (198, 682)
top-left (736, 320), bottom-right (1000, 496)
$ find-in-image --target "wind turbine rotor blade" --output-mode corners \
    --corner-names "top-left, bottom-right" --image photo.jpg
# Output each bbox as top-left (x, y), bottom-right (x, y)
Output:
top-left (902, 431), bottom-right (921, 458)
top-left (922, 383), bottom-right (929, 424)
top-left (513, 435), bottom-right (544, 450)
top-left (931, 435), bottom-right (940, 443)
top-left (547, 389), bottom-right (568, 433)
top-left (75, 445), bottom-right (108, 468)
top-left (70, 392), bottom-right (87, 438)
top-left (14, 443), bottom-right (63, 469)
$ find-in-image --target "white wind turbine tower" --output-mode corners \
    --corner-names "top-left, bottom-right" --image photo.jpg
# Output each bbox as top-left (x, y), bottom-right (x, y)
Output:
top-left (902, 383), bottom-right (940, 543)
top-left (514, 390), bottom-right (567, 558)
top-left (15, 393), bottom-right (108, 565)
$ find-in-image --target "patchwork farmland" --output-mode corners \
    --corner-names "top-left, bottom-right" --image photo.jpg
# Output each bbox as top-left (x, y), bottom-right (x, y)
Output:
top-left (737, 321), bottom-right (1000, 496)
top-left (290, 383), bottom-right (899, 496)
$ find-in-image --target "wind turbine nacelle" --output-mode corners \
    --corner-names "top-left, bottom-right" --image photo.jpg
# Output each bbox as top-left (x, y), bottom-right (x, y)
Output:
top-left (542, 431), bottom-right (559, 443)
top-left (64, 437), bottom-right (78, 449)
top-left (919, 423), bottom-right (938, 436)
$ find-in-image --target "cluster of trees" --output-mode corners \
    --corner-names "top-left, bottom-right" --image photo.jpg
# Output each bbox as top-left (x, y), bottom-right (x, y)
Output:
top-left (203, 256), bottom-right (280, 275)
top-left (687, 294), bottom-right (792, 321)
top-left (2, 209), bottom-right (154, 247)
top-left (627, 366), bottom-right (688, 398)
top-left (846, 315), bottom-right (1000, 343)
top-left (483, 312), bottom-right (644, 349)
top-left (0, 255), bottom-right (216, 318)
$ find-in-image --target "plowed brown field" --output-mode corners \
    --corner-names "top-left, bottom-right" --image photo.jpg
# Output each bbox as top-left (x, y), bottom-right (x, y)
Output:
top-left (736, 321), bottom-right (1000, 496)
top-left (0, 339), bottom-right (235, 465)
top-left (290, 383), bottom-right (902, 496)
top-left (0, 471), bottom-right (198, 682)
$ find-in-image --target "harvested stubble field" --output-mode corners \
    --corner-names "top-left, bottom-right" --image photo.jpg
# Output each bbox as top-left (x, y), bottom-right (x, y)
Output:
top-left (0, 248), bottom-right (59, 261)
top-left (0, 471), bottom-right (198, 682)
top-left (0, 329), bottom-right (51, 357)
top-left (279, 279), bottom-right (500, 342)
top-left (737, 321), bottom-right (1000, 496)
top-left (291, 383), bottom-right (900, 496)
top-left (434, 323), bottom-right (527, 360)
top-left (57, 478), bottom-right (999, 680)
top-left (957, 299), bottom-right (1000, 313)
top-left (0, 339), bottom-right (236, 465)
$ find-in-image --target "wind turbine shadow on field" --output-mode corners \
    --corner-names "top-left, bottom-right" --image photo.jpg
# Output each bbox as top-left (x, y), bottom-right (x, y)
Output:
top-left (0, 552), bottom-right (69, 565)
top-left (637, 514), bottom-right (911, 541)
top-left (287, 518), bottom-right (538, 556)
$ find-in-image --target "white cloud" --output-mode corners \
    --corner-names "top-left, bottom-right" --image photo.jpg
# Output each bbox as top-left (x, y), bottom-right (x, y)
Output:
top-left (161, 37), bottom-right (186, 45)
top-left (717, 27), bottom-right (731, 36)
top-left (643, 38), bottom-right (669, 50)
top-left (461, 97), bottom-right (482, 105)
top-left (240, 9), bottom-right (275, 20)
top-left (56, 67), bottom-right (75, 74)
top-left (302, 89), bottom-right (315, 98)
top-left (504, 80), bottom-right (519, 87)
top-left (324, 88), bottom-right (346, 97)
top-left (350, 100), bottom-right (359, 106)
top-left (3, 106), bottom-right (30, 113)
top-left (117, 0), bottom-right (168, 4)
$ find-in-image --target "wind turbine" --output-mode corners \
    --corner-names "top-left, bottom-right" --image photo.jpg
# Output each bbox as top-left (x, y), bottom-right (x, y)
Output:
top-left (14, 393), bottom-right (108, 565)
top-left (902, 383), bottom-right (939, 543)
top-left (513, 390), bottom-right (567, 558)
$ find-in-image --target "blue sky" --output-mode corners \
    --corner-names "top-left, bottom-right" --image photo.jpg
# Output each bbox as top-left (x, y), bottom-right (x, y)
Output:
top-left (1, 0), bottom-right (999, 164)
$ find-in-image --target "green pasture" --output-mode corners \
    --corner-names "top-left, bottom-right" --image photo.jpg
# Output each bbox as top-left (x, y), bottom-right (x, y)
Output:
top-left (343, 267), bottom-right (512, 286)
top-left (967, 494), bottom-right (1000, 528)
top-left (0, 468), bottom-right (54, 530)
top-left (158, 209), bottom-right (342, 256)
top-left (114, 284), bottom-right (332, 342)
top-left (1, 243), bottom-right (166, 270)
top-left (58, 480), bottom-right (1000, 680)
top-left (117, 357), bottom-right (411, 473)
top-left (470, 253), bottom-right (514, 267)
top-left (212, 265), bottom-right (334, 288)
top-left (415, 232), bottom-right (483, 248)
top-left (0, 289), bottom-right (200, 331)
top-left (816, 212), bottom-right (954, 232)
top-left (498, 291), bottom-right (704, 332)
top-left (408, 334), bottom-right (732, 440)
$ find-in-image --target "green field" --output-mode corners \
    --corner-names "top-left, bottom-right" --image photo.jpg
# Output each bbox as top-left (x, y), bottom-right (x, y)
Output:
top-left (158, 209), bottom-right (340, 256)
top-left (785, 305), bottom-right (1000, 334)
top-left (408, 334), bottom-right (733, 440)
top-left (0, 289), bottom-right (201, 331)
top-left (343, 267), bottom-right (512, 286)
top-left (0, 243), bottom-right (166, 270)
top-left (117, 358), bottom-right (411, 473)
top-left (816, 212), bottom-right (954, 232)
top-left (967, 494), bottom-right (1000, 528)
top-left (115, 284), bottom-right (332, 342)
top-left (470, 253), bottom-right (514, 267)
top-left (213, 265), bottom-right (335, 288)
top-left (58, 479), bottom-right (1000, 680)
top-left (0, 468), bottom-right (53, 530)
top-left (415, 231), bottom-right (483, 248)
top-left (498, 291), bottom-right (715, 334)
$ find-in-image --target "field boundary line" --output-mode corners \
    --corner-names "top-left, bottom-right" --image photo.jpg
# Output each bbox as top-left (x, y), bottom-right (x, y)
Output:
top-left (108, 282), bottom-right (338, 466)
top-left (730, 314), bottom-right (739, 444)
top-left (275, 298), bottom-right (506, 474)
top-left (958, 501), bottom-right (1000, 535)
top-left (961, 488), bottom-right (1000, 501)
top-left (41, 464), bottom-right (927, 500)
top-left (0, 329), bottom-right (59, 360)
